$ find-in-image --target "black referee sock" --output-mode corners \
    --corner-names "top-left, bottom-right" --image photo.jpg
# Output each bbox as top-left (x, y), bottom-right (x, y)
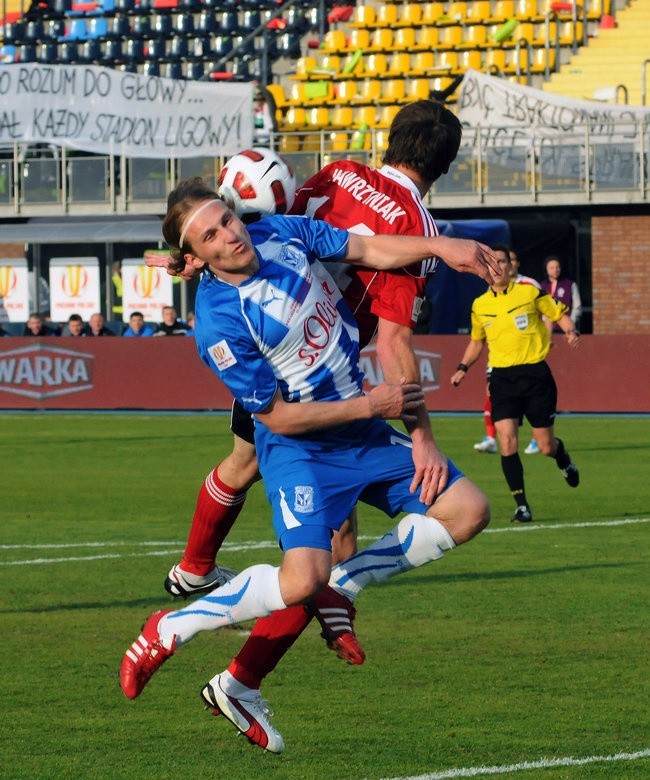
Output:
top-left (554, 438), bottom-right (571, 469)
top-left (501, 453), bottom-right (528, 508)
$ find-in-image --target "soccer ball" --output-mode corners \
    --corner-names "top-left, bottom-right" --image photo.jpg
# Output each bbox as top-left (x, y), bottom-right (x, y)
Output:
top-left (217, 147), bottom-right (296, 222)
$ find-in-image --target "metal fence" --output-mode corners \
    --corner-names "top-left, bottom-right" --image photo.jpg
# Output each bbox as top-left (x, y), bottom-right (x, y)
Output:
top-left (0, 119), bottom-right (647, 217)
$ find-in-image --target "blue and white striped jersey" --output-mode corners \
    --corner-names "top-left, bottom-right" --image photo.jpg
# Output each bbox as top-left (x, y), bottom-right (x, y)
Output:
top-left (194, 214), bottom-right (365, 414)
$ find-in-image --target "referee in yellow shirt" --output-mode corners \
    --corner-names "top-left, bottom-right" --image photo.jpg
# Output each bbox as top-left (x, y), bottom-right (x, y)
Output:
top-left (451, 245), bottom-right (580, 523)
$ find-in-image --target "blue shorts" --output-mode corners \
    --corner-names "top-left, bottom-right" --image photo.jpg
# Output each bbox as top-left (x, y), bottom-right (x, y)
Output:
top-left (254, 418), bottom-right (464, 552)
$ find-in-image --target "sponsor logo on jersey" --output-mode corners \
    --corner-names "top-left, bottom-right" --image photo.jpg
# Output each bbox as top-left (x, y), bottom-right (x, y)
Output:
top-left (0, 343), bottom-right (93, 399)
top-left (208, 339), bottom-right (237, 370)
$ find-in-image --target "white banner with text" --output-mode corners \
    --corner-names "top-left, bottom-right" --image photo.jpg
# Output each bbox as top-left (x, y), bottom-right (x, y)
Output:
top-left (0, 64), bottom-right (254, 158)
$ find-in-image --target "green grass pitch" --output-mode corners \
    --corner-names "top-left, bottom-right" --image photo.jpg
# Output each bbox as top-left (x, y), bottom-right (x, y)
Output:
top-left (1, 413), bottom-right (648, 779)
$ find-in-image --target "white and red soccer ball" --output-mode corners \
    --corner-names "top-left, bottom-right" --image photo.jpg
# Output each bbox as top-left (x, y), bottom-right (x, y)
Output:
top-left (218, 147), bottom-right (296, 222)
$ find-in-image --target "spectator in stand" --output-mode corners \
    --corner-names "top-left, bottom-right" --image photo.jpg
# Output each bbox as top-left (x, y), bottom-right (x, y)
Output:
top-left (23, 312), bottom-right (59, 337)
top-left (154, 305), bottom-right (189, 336)
top-left (540, 256), bottom-right (582, 333)
top-left (84, 312), bottom-right (116, 337)
top-left (123, 311), bottom-right (155, 337)
top-left (62, 313), bottom-right (85, 336)
top-left (111, 261), bottom-right (124, 321)
top-left (0, 324), bottom-right (9, 337)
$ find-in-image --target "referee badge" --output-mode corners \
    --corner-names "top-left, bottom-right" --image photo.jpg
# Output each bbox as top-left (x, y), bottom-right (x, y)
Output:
top-left (514, 314), bottom-right (529, 330)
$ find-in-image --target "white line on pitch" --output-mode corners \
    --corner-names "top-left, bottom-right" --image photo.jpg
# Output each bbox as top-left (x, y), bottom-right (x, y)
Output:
top-left (380, 747), bottom-right (650, 780)
top-left (0, 517), bottom-right (648, 566)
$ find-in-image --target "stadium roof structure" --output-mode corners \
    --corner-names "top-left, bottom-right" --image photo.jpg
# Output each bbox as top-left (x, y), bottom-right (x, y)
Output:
top-left (0, 217), bottom-right (164, 245)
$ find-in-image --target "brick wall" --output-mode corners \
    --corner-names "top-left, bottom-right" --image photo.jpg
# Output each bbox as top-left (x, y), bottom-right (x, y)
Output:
top-left (592, 215), bottom-right (650, 334)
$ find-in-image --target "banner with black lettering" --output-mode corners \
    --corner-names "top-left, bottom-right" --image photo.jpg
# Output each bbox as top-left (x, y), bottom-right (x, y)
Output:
top-left (0, 64), bottom-right (253, 158)
top-left (457, 69), bottom-right (650, 136)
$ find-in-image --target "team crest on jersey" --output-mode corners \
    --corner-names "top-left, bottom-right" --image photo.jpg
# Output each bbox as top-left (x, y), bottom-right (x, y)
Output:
top-left (279, 242), bottom-right (305, 269)
top-left (208, 339), bottom-right (237, 370)
top-left (294, 485), bottom-right (314, 514)
top-left (514, 314), bottom-right (529, 330)
top-left (411, 296), bottom-right (423, 323)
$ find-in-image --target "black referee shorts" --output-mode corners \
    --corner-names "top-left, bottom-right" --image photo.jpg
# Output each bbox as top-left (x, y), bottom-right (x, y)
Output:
top-left (230, 399), bottom-right (256, 444)
top-left (489, 361), bottom-right (557, 429)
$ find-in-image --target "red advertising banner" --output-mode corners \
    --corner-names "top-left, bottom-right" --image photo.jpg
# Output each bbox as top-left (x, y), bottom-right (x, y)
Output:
top-left (0, 335), bottom-right (647, 413)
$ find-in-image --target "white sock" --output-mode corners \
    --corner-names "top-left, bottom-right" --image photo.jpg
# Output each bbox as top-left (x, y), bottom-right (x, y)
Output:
top-left (215, 669), bottom-right (258, 699)
top-left (329, 514), bottom-right (456, 600)
top-left (159, 564), bottom-right (286, 648)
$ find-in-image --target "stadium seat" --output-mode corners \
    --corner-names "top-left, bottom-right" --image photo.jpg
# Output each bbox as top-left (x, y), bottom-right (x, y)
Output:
top-left (174, 12), bottom-right (195, 36)
top-left (459, 49), bottom-right (483, 70)
top-left (392, 27), bottom-right (416, 52)
top-left (515, 0), bottom-right (539, 20)
top-left (79, 38), bottom-right (101, 61)
top-left (335, 79), bottom-right (360, 103)
top-left (405, 78), bottom-right (431, 102)
top-left (38, 41), bottom-right (58, 62)
top-left (355, 104), bottom-right (378, 129)
top-left (467, 0), bottom-right (492, 22)
top-left (58, 41), bottom-right (79, 62)
top-left (24, 20), bottom-right (45, 42)
top-left (196, 10), bottom-right (217, 35)
top-left (411, 50), bottom-right (435, 75)
top-left (438, 50), bottom-right (460, 73)
top-left (492, 0), bottom-right (516, 23)
top-left (318, 54), bottom-right (342, 78)
top-left (163, 61), bottom-right (183, 79)
top-left (132, 16), bottom-right (152, 37)
top-left (376, 104), bottom-right (400, 128)
top-left (484, 47), bottom-right (507, 72)
top-left (106, 15), bottom-right (129, 39)
top-left (142, 60), bottom-right (160, 76)
top-left (386, 51), bottom-right (413, 77)
top-left (421, 2), bottom-right (446, 25)
top-left (281, 106), bottom-right (307, 131)
top-left (168, 35), bottom-right (188, 59)
top-left (144, 37), bottom-right (166, 60)
top-left (378, 78), bottom-right (406, 104)
top-left (322, 29), bottom-right (346, 53)
top-left (439, 25), bottom-right (463, 49)
top-left (88, 17), bottom-right (108, 38)
top-left (152, 14), bottom-right (173, 36)
top-left (306, 106), bottom-right (330, 129)
top-left (446, 2), bottom-right (468, 22)
top-left (103, 38), bottom-right (123, 61)
top-left (396, 3), bottom-right (422, 27)
top-left (363, 53), bottom-right (388, 77)
top-left (291, 55), bottom-right (317, 79)
top-left (186, 61), bottom-right (204, 80)
top-left (17, 43), bottom-right (37, 62)
top-left (375, 4), bottom-right (398, 27)
top-left (368, 28), bottom-right (393, 52)
top-left (65, 18), bottom-right (89, 40)
top-left (346, 28), bottom-right (371, 52)
top-left (348, 5), bottom-right (376, 28)
top-left (339, 50), bottom-right (364, 78)
top-left (355, 78), bottom-right (382, 104)
top-left (462, 24), bottom-right (488, 48)
top-left (413, 26), bottom-right (439, 51)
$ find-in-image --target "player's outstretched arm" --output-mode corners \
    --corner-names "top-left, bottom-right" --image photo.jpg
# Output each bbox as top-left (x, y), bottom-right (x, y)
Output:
top-left (254, 383), bottom-right (424, 436)
top-left (345, 234), bottom-right (502, 286)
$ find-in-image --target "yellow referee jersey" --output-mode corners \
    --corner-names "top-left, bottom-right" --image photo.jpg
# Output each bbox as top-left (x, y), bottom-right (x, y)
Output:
top-left (470, 282), bottom-right (568, 367)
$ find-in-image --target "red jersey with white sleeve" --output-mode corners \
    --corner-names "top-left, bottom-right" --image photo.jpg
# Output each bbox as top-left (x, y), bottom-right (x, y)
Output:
top-left (290, 160), bottom-right (440, 348)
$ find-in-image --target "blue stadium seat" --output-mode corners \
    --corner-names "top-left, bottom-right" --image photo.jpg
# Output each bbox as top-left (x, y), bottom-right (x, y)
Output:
top-left (196, 10), bottom-right (217, 34)
top-left (212, 35), bottom-right (233, 58)
top-left (79, 38), bottom-right (102, 61)
top-left (17, 43), bottom-right (38, 63)
top-left (190, 35), bottom-right (212, 59)
top-left (186, 60), bottom-right (204, 79)
top-left (163, 61), bottom-right (183, 79)
top-left (131, 16), bottom-right (152, 37)
top-left (142, 60), bottom-right (160, 76)
top-left (88, 17), bottom-right (108, 38)
top-left (65, 18), bottom-right (89, 40)
top-left (124, 37), bottom-right (144, 61)
top-left (103, 38), bottom-right (123, 61)
top-left (24, 20), bottom-right (46, 41)
top-left (144, 37), bottom-right (166, 59)
top-left (220, 10), bottom-right (239, 34)
top-left (106, 15), bottom-right (129, 39)
top-left (152, 13), bottom-right (172, 35)
top-left (38, 41), bottom-right (58, 62)
top-left (58, 40), bottom-right (80, 62)
top-left (2, 22), bottom-right (24, 44)
top-left (174, 12), bottom-right (194, 35)
top-left (168, 35), bottom-right (188, 58)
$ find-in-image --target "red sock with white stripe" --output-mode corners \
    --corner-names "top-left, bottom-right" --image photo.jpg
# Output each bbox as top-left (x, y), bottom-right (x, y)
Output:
top-left (484, 395), bottom-right (496, 439)
top-left (179, 467), bottom-right (247, 576)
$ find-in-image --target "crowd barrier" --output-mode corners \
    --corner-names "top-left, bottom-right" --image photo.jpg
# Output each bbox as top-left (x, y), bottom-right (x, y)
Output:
top-left (0, 335), bottom-right (647, 413)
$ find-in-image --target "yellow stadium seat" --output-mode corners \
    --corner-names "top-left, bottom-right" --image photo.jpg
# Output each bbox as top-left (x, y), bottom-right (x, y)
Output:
top-left (396, 3), bottom-right (422, 26)
top-left (430, 76), bottom-right (459, 100)
top-left (368, 27), bottom-right (393, 52)
top-left (355, 104), bottom-right (379, 129)
top-left (558, 20), bottom-right (583, 45)
top-left (279, 134), bottom-right (302, 153)
top-left (376, 104), bottom-right (401, 128)
top-left (375, 4), bottom-right (399, 27)
top-left (378, 78), bottom-right (407, 104)
top-left (317, 54), bottom-right (342, 77)
top-left (335, 79), bottom-right (360, 103)
top-left (492, 0), bottom-right (515, 23)
top-left (330, 105), bottom-right (355, 129)
top-left (421, 2), bottom-right (446, 25)
top-left (459, 49), bottom-right (483, 70)
top-left (374, 128), bottom-right (391, 154)
top-left (406, 78), bottom-right (431, 101)
top-left (467, 0), bottom-right (492, 22)
top-left (348, 4), bottom-right (376, 28)
top-left (514, 0), bottom-right (539, 20)
top-left (445, 2), bottom-right (468, 22)
top-left (322, 29), bottom-right (347, 53)
top-left (364, 53), bottom-right (388, 77)
top-left (439, 25), bottom-right (463, 48)
top-left (291, 56), bottom-right (318, 80)
top-left (392, 27), bottom-right (416, 51)
top-left (411, 50), bottom-right (436, 75)
top-left (281, 106), bottom-right (306, 131)
top-left (484, 48), bottom-right (508, 72)
top-left (386, 51), bottom-right (413, 77)
top-left (355, 78), bottom-right (383, 104)
top-left (306, 107), bottom-right (330, 129)
top-left (338, 50), bottom-right (364, 78)
top-left (346, 28), bottom-right (371, 52)
top-left (290, 80), bottom-right (334, 106)
top-left (437, 50), bottom-right (460, 73)
top-left (264, 84), bottom-right (287, 113)
top-left (413, 26), bottom-right (439, 51)
top-left (462, 24), bottom-right (488, 47)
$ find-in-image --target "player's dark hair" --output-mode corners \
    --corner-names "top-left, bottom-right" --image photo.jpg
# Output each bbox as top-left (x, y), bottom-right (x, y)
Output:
top-left (162, 177), bottom-right (231, 273)
top-left (383, 100), bottom-right (462, 185)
